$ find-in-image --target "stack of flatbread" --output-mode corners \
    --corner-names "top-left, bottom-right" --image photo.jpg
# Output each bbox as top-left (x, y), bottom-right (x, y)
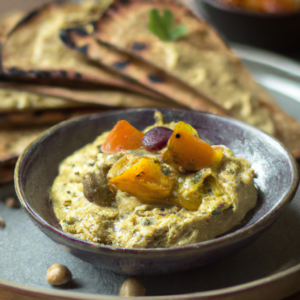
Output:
top-left (0, 0), bottom-right (299, 183)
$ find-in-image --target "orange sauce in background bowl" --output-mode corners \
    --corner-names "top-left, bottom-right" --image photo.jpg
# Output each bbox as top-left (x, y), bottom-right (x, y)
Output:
top-left (220, 0), bottom-right (300, 13)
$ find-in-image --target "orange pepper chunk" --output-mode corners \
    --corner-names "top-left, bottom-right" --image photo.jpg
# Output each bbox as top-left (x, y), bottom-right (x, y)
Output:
top-left (163, 121), bottom-right (223, 171)
top-left (107, 155), bottom-right (176, 204)
top-left (101, 120), bottom-right (145, 153)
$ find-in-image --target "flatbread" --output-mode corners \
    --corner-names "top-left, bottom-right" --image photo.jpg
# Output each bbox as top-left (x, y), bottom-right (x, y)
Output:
top-left (0, 82), bottom-right (178, 110)
top-left (0, 105), bottom-right (115, 181)
top-left (0, 127), bottom-right (47, 183)
top-left (0, 11), bottom-right (25, 43)
top-left (93, 0), bottom-right (300, 156)
top-left (0, 127), bottom-right (47, 163)
top-left (0, 108), bottom-right (110, 129)
top-left (0, 88), bottom-right (177, 182)
top-left (0, 86), bottom-right (85, 112)
top-left (0, 159), bottom-right (16, 184)
top-left (60, 27), bottom-right (231, 116)
top-left (0, 0), bottom-right (156, 98)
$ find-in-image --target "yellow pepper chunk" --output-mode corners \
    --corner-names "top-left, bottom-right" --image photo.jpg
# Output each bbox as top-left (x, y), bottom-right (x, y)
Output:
top-left (107, 155), bottom-right (177, 204)
top-left (163, 121), bottom-right (223, 171)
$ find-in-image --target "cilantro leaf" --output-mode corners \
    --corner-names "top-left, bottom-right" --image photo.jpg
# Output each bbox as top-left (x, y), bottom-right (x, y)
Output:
top-left (149, 9), bottom-right (187, 42)
top-left (169, 24), bottom-right (187, 41)
top-left (161, 9), bottom-right (173, 31)
top-left (149, 9), bottom-right (170, 41)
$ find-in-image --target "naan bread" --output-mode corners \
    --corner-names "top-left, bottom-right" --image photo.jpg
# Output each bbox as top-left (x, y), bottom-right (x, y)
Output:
top-left (94, 0), bottom-right (274, 133)
top-left (0, 106), bottom-right (108, 182)
top-left (0, 82), bottom-right (176, 110)
top-left (0, 128), bottom-right (46, 163)
top-left (59, 27), bottom-right (230, 116)
top-left (0, 0), bottom-right (154, 97)
top-left (93, 0), bottom-right (300, 156)
top-left (0, 11), bottom-right (25, 43)
top-left (0, 159), bottom-right (16, 184)
top-left (0, 108), bottom-right (110, 129)
top-left (0, 86), bottom-right (84, 112)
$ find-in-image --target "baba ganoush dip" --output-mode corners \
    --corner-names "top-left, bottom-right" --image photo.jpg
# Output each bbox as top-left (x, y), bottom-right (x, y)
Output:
top-left (51, 112), bottom-right (257, 248)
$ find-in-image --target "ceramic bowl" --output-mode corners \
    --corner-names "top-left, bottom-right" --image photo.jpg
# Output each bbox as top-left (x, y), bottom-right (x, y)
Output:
top-left (15, 108), bottom-right (299, 275)
top-left (194, 0), bottom-right (300, 54)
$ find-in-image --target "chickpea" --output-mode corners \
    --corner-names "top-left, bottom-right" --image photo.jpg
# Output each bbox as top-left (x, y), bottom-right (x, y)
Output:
top-left (119, 278), bottom-right (146, 297)
top-left (46, 264), bottom-right (72, 286)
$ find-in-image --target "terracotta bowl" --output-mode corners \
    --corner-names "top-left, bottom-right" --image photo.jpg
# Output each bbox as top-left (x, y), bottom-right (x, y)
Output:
top-left (194, 0), bottom-right (300, 54)
top-left (15, 109), bottom-right (299, 275)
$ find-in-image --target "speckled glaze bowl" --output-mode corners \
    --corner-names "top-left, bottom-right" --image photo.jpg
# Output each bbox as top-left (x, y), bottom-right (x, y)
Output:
top-left (15, 109), bottom-right (299, 275)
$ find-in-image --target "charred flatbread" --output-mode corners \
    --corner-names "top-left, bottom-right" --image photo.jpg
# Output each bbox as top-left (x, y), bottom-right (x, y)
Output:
top-left (0, 106), bottom-right (111, 182)
top-left (0, 127), bottom-right (47, 163)
top-left (0, 0), bottom-right (156, 98)
top-left (93, 0), bottom-right (300, 156)
top-left (0, 108), bottom-right (112, 129)
top-left (0, 127), bottom-right (46, 183)
top-left (0, 86), bottom-right (85, 112)
top-left (0, 159), bottom-right (16, 184)
top-left (60, 27), bottom-right (231, 116)
top-left (93, 0), bottom-right (274, 133)
top-left (0, 82), bottom-right (177, 110)
top-left (0, 11), bottom-right (25, 43)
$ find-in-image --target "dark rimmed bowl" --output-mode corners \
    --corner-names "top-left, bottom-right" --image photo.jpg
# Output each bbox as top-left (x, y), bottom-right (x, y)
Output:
top-left (194, 0), bottom-right (300, 54)
top-left (15, 108), bottom-right (299, 275)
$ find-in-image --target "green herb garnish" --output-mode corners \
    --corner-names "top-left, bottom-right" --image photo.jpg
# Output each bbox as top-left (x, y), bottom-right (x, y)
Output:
top-left (148, 9), bottom-right (187, 41)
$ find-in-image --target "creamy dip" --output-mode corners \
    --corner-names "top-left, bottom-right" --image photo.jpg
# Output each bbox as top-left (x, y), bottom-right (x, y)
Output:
top-left (51, 113), bottom-right (257, 248)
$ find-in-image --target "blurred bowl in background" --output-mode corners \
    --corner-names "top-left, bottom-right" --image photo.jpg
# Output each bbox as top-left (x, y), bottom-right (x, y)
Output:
top-left (194, 0), bottom-right (300, 54)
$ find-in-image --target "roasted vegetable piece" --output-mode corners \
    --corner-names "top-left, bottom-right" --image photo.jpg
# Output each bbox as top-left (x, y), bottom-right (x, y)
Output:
top-left (142, 127), bottom-right (173, 152)
top-left (107, 155), bottom-right (177, 204)
top-left (101, 120), bottom-right (145, 153)
top-left (83, 168), bottom-right (115, 206)
top-left (163, 121), bottom-right (223, 171)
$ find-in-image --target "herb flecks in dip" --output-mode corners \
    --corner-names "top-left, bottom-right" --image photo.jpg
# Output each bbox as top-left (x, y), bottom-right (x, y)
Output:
top-left (51, 112), bottom-right (257, 248)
